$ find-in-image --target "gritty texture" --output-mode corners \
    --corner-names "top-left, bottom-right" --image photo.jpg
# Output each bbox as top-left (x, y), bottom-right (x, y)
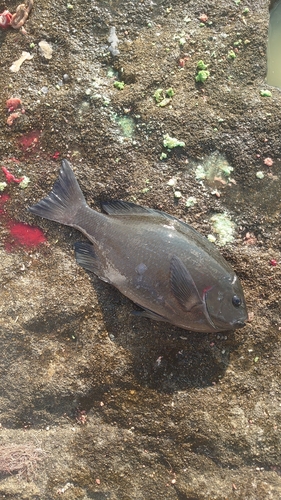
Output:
top-left (0, 0), bottom-right (281, 499)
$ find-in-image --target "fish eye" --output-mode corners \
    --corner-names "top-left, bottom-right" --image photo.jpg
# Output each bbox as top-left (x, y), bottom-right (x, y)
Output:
top-left (232, 295), bottom-right (242, 308)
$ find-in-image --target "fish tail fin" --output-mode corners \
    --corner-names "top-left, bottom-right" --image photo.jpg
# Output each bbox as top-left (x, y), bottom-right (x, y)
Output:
top-left (28, 159), bottom-right (87, 226)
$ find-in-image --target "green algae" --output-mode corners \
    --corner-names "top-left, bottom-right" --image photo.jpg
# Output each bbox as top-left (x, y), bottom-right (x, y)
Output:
top-left (210, 213), bottom-right (236, 246)
top-left (163, 134), bottom-right (185, 149)
top-left (113, 115), bottom-right (135, 138)
top-left (194, 152), bottom-right (234, 186)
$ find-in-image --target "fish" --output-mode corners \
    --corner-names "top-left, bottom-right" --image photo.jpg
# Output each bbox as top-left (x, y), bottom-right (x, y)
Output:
top-left (29, 160), bottom-right (248, 333)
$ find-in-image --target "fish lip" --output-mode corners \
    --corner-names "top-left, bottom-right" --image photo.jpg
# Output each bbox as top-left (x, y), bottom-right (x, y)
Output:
top-left (232, 320), bottom-right (246, 329)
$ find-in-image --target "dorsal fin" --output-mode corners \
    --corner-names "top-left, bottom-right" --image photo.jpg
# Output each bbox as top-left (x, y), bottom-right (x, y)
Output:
top-left (102, 200), bottom-right (157, 216)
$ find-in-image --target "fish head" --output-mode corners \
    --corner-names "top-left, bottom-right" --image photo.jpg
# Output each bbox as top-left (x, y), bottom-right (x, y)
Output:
top-left (204, 273), bottom-right (248, 331)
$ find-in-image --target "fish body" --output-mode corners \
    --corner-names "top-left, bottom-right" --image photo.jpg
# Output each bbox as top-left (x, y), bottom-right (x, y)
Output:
top-left (29, 160), bottom-right (248, 333)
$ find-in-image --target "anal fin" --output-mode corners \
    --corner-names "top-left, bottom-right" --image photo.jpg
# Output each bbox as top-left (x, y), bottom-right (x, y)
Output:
top-left (133, 307), bottom-right (167, 323)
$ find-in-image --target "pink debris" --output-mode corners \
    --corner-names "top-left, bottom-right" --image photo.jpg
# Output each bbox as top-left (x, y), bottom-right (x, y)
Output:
top-left (18, 129), bottom-right (41, 151)
top-left (179, 56), bottom-right (189, 68)
top-left (248, 311), bottom-right (254, 322)
top-left (6, 98), bottom-right (22, 112)
top-left (52, 151), bottom-right (60, 160)
top-left (199, 13), bottom-right (208, 22)
top-left (270, 259), bottom-right (277, 267)
top-left (10, 0), bottom-right (33, 30)
top-left (6, 112), bottom-right (20, 126)
top-left (2, 166), bottom-right (24, 184)
top-left (264, 157), bottom-right (273, 167)
top-left (0, 1), bottom-right (33, 30)
top-left (0, 10), bottom-right (13, 28)
top-left (244, 232), bottom-right (257, 245)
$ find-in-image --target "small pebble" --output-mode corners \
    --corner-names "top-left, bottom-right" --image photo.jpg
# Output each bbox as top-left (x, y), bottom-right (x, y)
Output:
top-left (256, 171), bottom-right (264, 179)
top-left (207, 234), bottom-right (216, 243)
top-left (167, 178), bottom-right (176, 186)
top-left (174, 190), bottom-right (182, 198)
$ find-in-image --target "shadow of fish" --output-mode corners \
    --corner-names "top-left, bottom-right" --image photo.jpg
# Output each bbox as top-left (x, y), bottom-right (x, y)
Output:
top-left (29, 160), bottom-right (248, 333)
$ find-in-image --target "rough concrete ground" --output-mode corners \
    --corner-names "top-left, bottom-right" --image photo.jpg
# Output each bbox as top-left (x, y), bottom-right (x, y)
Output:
top-left (0, 0), bottom-right (281, 498)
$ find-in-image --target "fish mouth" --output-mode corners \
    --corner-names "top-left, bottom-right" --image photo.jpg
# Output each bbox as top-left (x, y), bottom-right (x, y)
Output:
top-left (232, 320), bottom-right (246, 329)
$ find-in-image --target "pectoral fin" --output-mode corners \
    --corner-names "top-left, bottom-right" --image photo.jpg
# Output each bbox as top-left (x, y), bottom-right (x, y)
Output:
top-left (170, 255), bottom-right (203, 311)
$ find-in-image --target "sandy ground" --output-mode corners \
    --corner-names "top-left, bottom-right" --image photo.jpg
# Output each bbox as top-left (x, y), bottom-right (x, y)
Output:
top-left (0, 0), bottom-right (281, 498)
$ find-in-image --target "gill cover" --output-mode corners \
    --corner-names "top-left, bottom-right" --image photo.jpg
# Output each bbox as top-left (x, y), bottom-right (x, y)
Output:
top-left (205, 274), bottom-right (247, 330)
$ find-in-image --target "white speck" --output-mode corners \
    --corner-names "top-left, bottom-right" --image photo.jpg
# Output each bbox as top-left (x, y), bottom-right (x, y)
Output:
top-left (231, 275), bottom-right (237, 285)
top-left (155, 356), bottom-right (162, 366)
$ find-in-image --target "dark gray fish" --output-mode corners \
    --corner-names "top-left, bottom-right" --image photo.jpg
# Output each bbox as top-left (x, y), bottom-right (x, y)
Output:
top-left (29, 160), bottom-right (248, 333)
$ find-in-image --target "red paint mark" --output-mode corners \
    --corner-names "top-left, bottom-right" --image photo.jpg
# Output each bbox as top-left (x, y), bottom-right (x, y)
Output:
top-left (0, 193), bottom-right (46, 252)
top-left (18, 130), bottom-right (41, 151)
top-left (0, 193), bottom-right (10, 214)
top-left (7, 221), bottom-right (46, 249)
top-left (2, 166), bottom-right (24, 184)
top-left (0, 193), bottom-right (10, 204)
top-left (0, 10), bottom-right (12, 28)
